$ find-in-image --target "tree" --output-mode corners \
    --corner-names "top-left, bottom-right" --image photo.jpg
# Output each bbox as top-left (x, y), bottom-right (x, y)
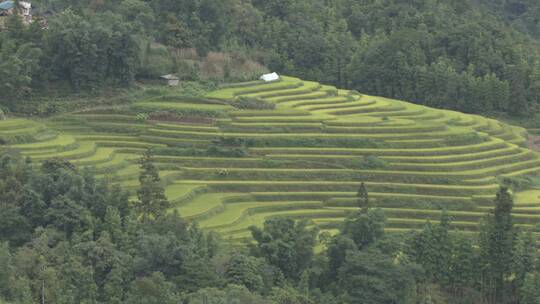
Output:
top-left (44, 196), bottom-right (88, 236)
top-left (513, 230), bottom-right (538, 302)
top-left (224, 254), bottom-right (265, 292)
top-left (356, 182), bottom-right (369, 212)
top-left (125, 272), bottom-right (180, 304)
top-left (249, 218), bottom-right (318, 281)
top-left (0, 40), bottom-right (41, 99)
top-left (447, 234), bottom-right (478, 297)
top-left (184, 285), bottom-right (269, 304)
top-left (270, 286), bottom-right (314, 304)
top-left (326, 235), bottom-right (358, 281)
top-left (520, 273), bottom-right (540, 304)
top-left (479, 186), bottom-right (516, 304)
top-left (136, 152), bottom-right (170, 222)
top-left (406, 212), bottom-right (452, 284)
top-left (337, 249), bottom-right (418, 304)
top-left (342, 208), bottom-right (386, 250)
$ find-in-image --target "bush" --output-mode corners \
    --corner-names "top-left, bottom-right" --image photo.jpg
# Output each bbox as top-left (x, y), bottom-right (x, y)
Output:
top-left (0, 108), bottom-right (5, 120)
top-left (498, 176), bottom-right (534, 192)
top-left (359, 155), bottom-right (388, 169)
top-left (326, 89), bottom-right (338, 96)
top-left (136, 113), bottom-right (149, 122)
top-left (445, 133), bottom-right (486, 146)
top-left (232, 96), bottom-right (275, 110)
top-left (137, 42), bottom-right (173, 78)
top-left (206, 137), bottom-right (253, 157)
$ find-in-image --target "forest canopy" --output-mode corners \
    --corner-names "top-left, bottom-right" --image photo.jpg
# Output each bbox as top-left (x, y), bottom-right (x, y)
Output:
top-left (1, 0), bottom-right (540, 115)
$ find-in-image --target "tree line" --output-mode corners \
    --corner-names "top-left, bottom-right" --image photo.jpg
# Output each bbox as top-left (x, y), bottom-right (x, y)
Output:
top-left (2, 0), bottom-right (540, 115)
top-left (0, 150), bottom-right (539, 303)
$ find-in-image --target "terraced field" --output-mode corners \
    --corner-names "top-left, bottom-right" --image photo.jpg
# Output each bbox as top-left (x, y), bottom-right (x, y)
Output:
top-left (2, 76), bottom-right (540, 242)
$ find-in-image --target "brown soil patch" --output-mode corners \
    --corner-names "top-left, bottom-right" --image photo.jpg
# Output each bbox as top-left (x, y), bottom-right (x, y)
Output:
top-left (528, 134), bottom-right (540, 152)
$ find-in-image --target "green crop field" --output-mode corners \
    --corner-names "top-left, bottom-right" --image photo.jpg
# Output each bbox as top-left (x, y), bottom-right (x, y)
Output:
top-left (1, 76), bottom-right (540, 242)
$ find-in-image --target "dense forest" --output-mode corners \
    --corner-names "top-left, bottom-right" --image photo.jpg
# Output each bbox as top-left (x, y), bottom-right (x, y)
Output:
top-left (2, 0), bottom-right (540, 115)
top-left (0, 151), bottom-right (539, 303)
top-left (3, 1), bottom-right (540, 303)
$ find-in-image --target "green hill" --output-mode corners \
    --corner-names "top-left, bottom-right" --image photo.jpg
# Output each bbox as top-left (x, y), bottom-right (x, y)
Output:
top-left (2, 76), bottom-right (540, 242)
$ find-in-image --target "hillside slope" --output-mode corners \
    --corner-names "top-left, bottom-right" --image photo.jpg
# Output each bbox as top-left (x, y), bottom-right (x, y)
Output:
top-left (1, 76), bottom-right (540, 241)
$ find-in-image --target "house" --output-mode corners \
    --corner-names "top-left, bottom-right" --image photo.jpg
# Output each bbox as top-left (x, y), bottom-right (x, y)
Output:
top-left (161, 74), bottom-right (180, 86)
top-left (260, 72), bottom-right (280, 82)
top-left (0, 1), bottom-right (32, 23)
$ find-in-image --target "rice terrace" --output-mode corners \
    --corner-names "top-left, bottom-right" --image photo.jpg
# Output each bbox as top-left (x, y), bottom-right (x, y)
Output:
top-left (2, 76), bottom-right (540, 242)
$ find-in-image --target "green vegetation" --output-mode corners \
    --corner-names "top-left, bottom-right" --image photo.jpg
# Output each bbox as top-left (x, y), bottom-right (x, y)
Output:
top-left (0, 151), bottom-right (539, 303)
top-left (4, 0), bottom-right (540, 117)
top-left (1, 76), bottom-right (539, 243)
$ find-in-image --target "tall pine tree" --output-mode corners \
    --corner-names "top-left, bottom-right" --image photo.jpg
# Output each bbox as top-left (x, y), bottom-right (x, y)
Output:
top-left (357, 182), bottom-right (369, 213)
top-left (136, 151), bottom-right (170, 222)
top-left (479, 186), bottom-right (515, 304)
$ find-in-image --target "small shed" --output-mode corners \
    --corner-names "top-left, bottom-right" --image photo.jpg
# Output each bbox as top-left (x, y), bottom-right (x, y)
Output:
top-left (260, 72), bottom-right (279, 82)
top-left (161, 74), bottom-right (180, 86)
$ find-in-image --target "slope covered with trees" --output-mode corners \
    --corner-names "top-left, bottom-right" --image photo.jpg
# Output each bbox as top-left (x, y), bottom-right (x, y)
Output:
top-left (0, 151), bottom-right (539, 303)
top-left (1, 0), bottom-right (540, 116)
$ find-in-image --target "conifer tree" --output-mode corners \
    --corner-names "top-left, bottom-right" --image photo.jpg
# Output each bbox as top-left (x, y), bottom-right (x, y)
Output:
top-left (357, 182), bottom-right (369, 212)
top-left (479, 186), bottom-right (515, 304)
top-left (136, 151), bottom-right (170, 222)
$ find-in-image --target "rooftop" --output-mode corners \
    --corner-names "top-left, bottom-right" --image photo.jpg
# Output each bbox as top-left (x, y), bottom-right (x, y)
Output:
top-left (0, 1), bottom-right (14, 10)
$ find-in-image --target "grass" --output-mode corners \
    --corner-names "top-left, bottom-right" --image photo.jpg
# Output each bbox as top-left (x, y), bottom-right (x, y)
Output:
top-left (133, 101), bottom-right (233, 111)
top-left (2, 75), bottom-right (540, 242)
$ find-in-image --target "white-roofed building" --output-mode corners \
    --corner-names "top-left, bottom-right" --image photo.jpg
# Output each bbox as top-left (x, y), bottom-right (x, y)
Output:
top-left (260, 72), bottom-right (280, 82)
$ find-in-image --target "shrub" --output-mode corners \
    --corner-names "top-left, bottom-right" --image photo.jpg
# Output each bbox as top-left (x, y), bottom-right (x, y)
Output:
top-left (445, 133), bottom-right (486, 146)
top-left (232, 96), bottom-right (275, 110)
top-left (136, 113), bottom-right (149, 122)
top-left (359, 155), bottom-right (388, 169)
top-left (206, 146), bottom-right (247, 157)
top-left (498, 176), bottom-right (533, 192)
top-left (176, 60), bottom-right (200, 81)
top-left (206, 137), bottom-right (253, 157)
top-left (218, 169), bottom-right (229, 176)
top-left (137, 41), bottom-right (173, 78)
top-left (326, 89), bottom-right (338, 96)
top-left (0, 108), bottom-right (5, 120)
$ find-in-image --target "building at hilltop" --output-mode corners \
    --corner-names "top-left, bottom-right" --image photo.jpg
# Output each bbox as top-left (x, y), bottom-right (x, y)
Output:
top-left (0, 1), bottom-right (32, 24)
top-left (260, 72), bottom-right (280, 82)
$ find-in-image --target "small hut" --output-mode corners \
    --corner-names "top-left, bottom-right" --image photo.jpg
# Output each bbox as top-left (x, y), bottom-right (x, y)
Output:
top-left (161, 74), bottom-right (180, 86)
top-left (260, 72), bottom-right (279, 82)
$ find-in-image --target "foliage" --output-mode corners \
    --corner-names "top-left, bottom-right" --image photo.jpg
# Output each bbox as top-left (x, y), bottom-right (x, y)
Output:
top-left (356, 182), bottom-right (369, 211)
top-left (479, 187), bottom-right (516, 303)
top-left (0, 152), bottom-right (539, 303)
top-left (232, 96), bottom-right (276, 110)
top-left (136, 152), bottom-right (170, 221)
top-left (359, 155), bottom-right (387, 169)
top-left (136, 113), bottom-right (149, 122)
top-left (341, 209), bottom-right (386, 250)
top-left (3, 0), bottom-right (540, 116)
top-left (249, 218), bottom-right (318, 281)
top-left (206, 137), bottom-right (253, 157)
top-left (337, 248), bottom-right (418, 304)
